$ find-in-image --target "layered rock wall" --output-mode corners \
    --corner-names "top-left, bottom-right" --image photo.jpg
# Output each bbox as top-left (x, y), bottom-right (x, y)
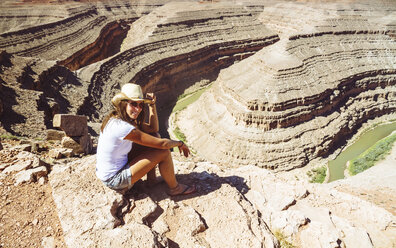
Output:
top-left (177, 1), bottom-right (396, 170)
top-left (0, 1), bottom-right (162, 62)
top-left (0, 1), bottom-right (167, 137)
top-left (1, 0), bottom-right (395, 170)
top-left (76, 2), bottom-right (278, 121)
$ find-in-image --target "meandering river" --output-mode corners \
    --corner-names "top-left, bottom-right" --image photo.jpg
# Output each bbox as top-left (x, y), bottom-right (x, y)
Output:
top-left (328, 121), bottom-right (396, 182)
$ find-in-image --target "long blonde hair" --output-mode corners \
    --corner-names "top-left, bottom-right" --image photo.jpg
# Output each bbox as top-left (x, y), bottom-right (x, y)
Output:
top-left (101, 100), bottom-right (145, 132)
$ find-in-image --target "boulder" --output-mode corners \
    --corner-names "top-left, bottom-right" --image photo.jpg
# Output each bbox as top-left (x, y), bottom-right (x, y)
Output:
top-left (2, 151), bottom-right (43, 173)
top-left (2, 159), bottom-right (32, 174)
top-left (53, 114), bottom-right (88, 137)
top-left (10, 144), bottom-right (32, 152)
top-left (48, 148), bottom-right (73, 159)
top-left (46, 129), bottom-right (66, 141)
top-left (14, 166), bottom-right (47, 185)
top-left (61, 133), bottom-right (92, 155)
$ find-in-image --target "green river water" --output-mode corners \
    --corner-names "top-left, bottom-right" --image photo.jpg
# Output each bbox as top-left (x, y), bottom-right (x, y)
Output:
top-left (328, 121), bottom-right (396, 182)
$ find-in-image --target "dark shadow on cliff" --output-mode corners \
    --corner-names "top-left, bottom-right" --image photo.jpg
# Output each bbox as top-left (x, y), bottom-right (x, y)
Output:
top-left (36, 65), bottom-right (82, 129)
top-left (157, 72), bottom-right (220, 139)
top-left (114, 171), bottom-right (248, 247)
top-left (0, 82), bottom-right (26, 134)
top-left (58, 20), bottom-right (132, 71)
top-left (153, 171), bottom-right (249, 202)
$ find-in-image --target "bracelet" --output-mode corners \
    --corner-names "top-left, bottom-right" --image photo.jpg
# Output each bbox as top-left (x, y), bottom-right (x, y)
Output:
top-left (178, 141), bottom-right (184, 147)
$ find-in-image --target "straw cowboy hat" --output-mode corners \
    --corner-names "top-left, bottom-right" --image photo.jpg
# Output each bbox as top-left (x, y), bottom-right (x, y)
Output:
top-left (111, 83), bottom-right (152, 106)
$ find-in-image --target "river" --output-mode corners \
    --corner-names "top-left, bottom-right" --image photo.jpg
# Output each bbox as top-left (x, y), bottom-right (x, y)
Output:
top-left (328, 121), bottom-right (396, 182)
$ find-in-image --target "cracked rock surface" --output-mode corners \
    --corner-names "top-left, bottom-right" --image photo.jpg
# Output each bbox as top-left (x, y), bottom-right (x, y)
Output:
top-left (49, 154), bottom-right (396, 247)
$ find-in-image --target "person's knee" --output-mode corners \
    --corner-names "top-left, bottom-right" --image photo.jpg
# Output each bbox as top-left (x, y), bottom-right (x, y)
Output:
top-left (158, 148), bottom-right (171, 159)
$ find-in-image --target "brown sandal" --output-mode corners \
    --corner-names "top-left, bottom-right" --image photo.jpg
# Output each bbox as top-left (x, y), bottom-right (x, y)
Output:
top-left (167, 183), bottom-right (196, 196)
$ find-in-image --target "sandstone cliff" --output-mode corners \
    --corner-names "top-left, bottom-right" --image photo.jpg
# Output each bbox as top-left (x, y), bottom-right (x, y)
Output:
top-left (176, 1), bottom-right (396, 170)
top-left (0, 1), bottom-right (395, 247)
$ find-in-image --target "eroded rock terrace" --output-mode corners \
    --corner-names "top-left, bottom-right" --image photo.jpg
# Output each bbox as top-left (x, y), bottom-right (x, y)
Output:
top-left (177, 1), bottom-right (396, 170)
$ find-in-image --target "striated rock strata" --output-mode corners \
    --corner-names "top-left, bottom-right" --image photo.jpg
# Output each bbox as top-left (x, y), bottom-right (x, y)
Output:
top-left (177, 1), bottom-right (396, 170)
top-left (1, 0), bottom-right (395, 168)
top-left (76, 1), bottom-right (278, 123)
top-left (0, 0), bottom-right (278, 138)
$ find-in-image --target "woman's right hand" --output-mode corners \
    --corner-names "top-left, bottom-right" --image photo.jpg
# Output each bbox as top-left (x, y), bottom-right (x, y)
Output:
top-left (146, 92), bottom-right (156, 106)
top-left (178, 142), bottom-right (190, 157)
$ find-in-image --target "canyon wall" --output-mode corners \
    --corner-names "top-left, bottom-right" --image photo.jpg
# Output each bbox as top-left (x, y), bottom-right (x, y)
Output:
top-left (0, 0), bottom-right (395, 170)
top-left (75, 1), bottom-right (279, 122)
top-left (1, 1), bottom-right (396, 247)
top-left (0, 0), bottom-right (279, 137)
top-left (177, 1), bottom-right (396, 170)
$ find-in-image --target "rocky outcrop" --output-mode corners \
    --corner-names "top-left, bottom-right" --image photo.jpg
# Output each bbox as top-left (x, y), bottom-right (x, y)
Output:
top-left (48, 154), bottom-right (396, 247)
top-left (49, 156), bottom-right (279, 247)
top-left (177, 1), bottom-right (396, 170)
top-left (52, 114), bottom-right (93, 155)
top-left (0, 150), bottom-right (48, 186)
top-left (0, 51), bottom-right (85, 138)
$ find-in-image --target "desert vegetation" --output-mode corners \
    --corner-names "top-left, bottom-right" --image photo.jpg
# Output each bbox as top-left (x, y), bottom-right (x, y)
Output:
top-left (348, 131), bottom-right (396, 175)
top-left (307, 165), bottom-right (327, 183)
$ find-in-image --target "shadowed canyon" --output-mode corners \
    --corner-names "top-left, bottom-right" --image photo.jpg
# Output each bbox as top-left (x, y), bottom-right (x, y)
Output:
top-left (0, 0), bottom-right (395, 247)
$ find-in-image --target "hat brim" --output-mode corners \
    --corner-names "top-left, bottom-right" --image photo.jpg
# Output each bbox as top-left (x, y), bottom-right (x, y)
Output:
top-left (112, 92), bottom-right (152, 106)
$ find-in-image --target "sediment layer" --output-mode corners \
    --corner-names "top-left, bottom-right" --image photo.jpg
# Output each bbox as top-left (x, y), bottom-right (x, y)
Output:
top-left (0, 1), bottom-right (161, 62)
top-left (177, 1), bottom-right (396, 170)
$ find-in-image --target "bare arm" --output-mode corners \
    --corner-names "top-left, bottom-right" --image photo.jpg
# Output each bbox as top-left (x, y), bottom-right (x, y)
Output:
top-left (124, 128), bottom-right (190, 157)
top-left (141, 93), bottom-right (159, 133)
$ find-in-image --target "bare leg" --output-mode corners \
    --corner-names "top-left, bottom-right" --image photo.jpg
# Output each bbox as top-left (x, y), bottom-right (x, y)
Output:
top-left (128, 132), bottom-right (161, 185)
top-left (146, 167), bottom-right (157, 183)
top-left (129, 148), bottom-right (178, 188)
top-left (147, 132), bottom-right (161, 184)
top-left (128, 134), bottom-right (195, 195)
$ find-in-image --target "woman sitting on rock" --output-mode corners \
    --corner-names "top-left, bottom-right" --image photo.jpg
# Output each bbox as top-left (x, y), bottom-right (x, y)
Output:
top-left (96, 83), bottom-right (196, 196)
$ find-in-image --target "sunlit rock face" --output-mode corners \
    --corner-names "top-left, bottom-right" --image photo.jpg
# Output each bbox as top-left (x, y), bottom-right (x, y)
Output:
top-left (75, 1), bottom-right (279, 121)
top-left (177, 1), bottom-right (396, 170)
top-left (0, 0), bottom-right (395, 165)
top-left (0, 0), bottom-right (278, 137)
